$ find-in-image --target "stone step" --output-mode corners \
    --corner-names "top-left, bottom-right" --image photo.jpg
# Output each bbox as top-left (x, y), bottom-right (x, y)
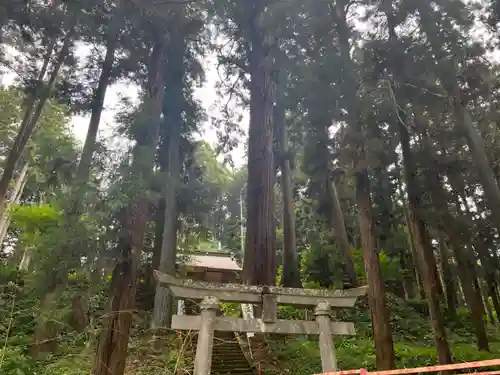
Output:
top-left (213, 362), bottom-right (252, 367)
top-left (213, 347), bottom-right (246, 352)
top-left (213, 356), bottom-right (250, 361)
top-left (213, 351), bottom-right (248, 357)
top-left (212, 358), bottom-right (252, 367)
top-left (187, 331), bottom-right (254, 375)
top-left (213, 357), bottom-right (251, 364)
top-left (213, 355), bottom-right (249, 360)
top-left (213, 354), bottom-right (249, 361)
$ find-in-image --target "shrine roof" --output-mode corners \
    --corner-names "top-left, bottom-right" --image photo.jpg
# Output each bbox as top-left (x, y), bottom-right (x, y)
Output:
top-left (179, 251), bottom-right (242, 272)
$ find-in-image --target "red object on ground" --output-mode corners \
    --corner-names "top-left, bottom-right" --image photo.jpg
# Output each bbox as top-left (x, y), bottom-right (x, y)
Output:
top-left (315, 359), bottom-right (500, 375)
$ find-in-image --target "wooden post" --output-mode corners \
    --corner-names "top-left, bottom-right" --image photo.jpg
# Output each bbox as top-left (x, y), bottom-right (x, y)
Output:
top-left (194, 296), bottom-right (219, 375)
top-left (315, 301), bottom-right (337, 372)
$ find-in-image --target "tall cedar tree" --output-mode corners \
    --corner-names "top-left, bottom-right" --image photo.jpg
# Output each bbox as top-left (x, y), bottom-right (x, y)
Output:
top-left (332, 0), bottom-right (396, 368)
top-left (152, 26), bottom-right (186, 328)
top-left (381, 2), bottom-right (452, 362)
top-left (93, 37), bottom-right (168, 375)
top-left (243, 0), bottom-right (277, 286)
top-left (275, 83), bottom-right (301, 288)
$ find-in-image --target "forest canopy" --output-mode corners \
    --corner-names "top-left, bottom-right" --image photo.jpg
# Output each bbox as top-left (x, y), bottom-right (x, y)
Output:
top-left (1, 0), bottom-right (500, 374)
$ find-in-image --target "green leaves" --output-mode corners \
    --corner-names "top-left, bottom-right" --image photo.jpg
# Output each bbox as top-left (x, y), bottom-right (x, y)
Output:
top-left (10, 203), bottom-right (61, 235)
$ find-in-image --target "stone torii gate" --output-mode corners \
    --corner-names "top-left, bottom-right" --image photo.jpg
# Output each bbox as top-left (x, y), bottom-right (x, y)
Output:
top-left (155, 272), bottom-right (367, 375)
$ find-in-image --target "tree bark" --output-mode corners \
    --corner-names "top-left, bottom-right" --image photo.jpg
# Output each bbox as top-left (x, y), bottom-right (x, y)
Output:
top-left (398, 177), bottom-right (425, 300)
top-left (0, 162), bottom-right (29, 246)
top-left (151, 198), bottom-right (166, 272)
top-left (330, 179), bottom-right (357, 288)
top-left (275, 98), bottom-right (301, 288)
top-left (74, 25), bottom-right (117, 186)
top-left (447, 239), bottom-right (487, 350)
top-left (19, 245), bottom-right (32, 271)
top-left (417, 2), bottom-right (500, 239)
top-left (452, 94), bottom-right (500, 236)
top-left (355, 165), bottom-right (396, 369)
top-left (437, 234), bottom-right (457, 320)
top-left (487, 276), bottom-right (500, 324)
top-left (243, 0), bottom-right (276, 286)
top-left (482, 281), bottom-right (495, 326)
top-left (334, 1), bottom-right (395, 368)
top-left (92, 38), bottom-right (167, 375)
top-left (420, 130), bottom-right (489, 352)
top-left (0, 29), bottom-right (73, 220)
top-left (152, 30), bottom-right (185, 329)
top-left (399, 123), bottom-right (452, 364)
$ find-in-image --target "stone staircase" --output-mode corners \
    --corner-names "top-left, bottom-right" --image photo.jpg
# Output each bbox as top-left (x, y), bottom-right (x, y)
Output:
top-left (182, 300), bottom-right (255, 375)
top-left (211, 331), bottom-right (256, 375)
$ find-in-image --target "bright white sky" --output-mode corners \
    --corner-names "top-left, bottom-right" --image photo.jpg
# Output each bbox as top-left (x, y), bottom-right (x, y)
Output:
top-left (70, 48), bottom-right (248, 169)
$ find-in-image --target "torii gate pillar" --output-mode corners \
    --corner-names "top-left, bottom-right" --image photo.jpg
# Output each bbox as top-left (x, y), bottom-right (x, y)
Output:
top-left (194, 296), bottom-right (219, 375)
top-left (315, 301), bottom-right (337, 372)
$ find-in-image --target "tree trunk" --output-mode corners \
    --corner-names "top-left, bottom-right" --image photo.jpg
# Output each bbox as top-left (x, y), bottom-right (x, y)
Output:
top-left (419, 129), bottom-right (489, 352)
top-left (398, 178), bottom-right (425, 300)
top-left (330, 179), bottom-right (357, 288)
top-left (437, 234), bottom-right (457, 320)
top-left (453, 96), bottom-right (500, 236)
top-left (19, 246), bottom-right (32, 271)
top-left (334, 1), bottom-right (395, 368)
top-left (275, 99), bottom-right (301, 288)
top-left (93, 202), bottom-right (147, 375)
top-left (0, 162), bottom-right (29, 246)
top-left (152, 30), bottom-right (185, 329)
top-left (482, 281), bottom-right (495, 325)
top-left (355, 164), bottom-right (396, 369)
top-left (409, 208), bottom-right (453, 363)
top-left (399, 249), bottom-right (416, 300)
top-left (243, 1), bottom-right (276, 286)
top-left (92, 38), bottom-right (167, 375)
top-left (0, 30), bottom-right (73, 219)
top-left (487, 276), bottom-right (500, 324)
top-left (74, 27), bottom-right (117, 186)
top-left (399, 123), bottom-right (452, 364)
top-left (417, 2), bottom-right (500, 238)
top-left (151, 198), bottom-right (165, 272)
top-left (448, 240), bottom-right (487, 351)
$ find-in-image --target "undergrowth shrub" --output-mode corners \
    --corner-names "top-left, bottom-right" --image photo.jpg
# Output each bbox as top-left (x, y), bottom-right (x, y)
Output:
top-left (0, 347), bottom-right (36, 375)
top-left (269, 337), bottom-right (500, 375)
